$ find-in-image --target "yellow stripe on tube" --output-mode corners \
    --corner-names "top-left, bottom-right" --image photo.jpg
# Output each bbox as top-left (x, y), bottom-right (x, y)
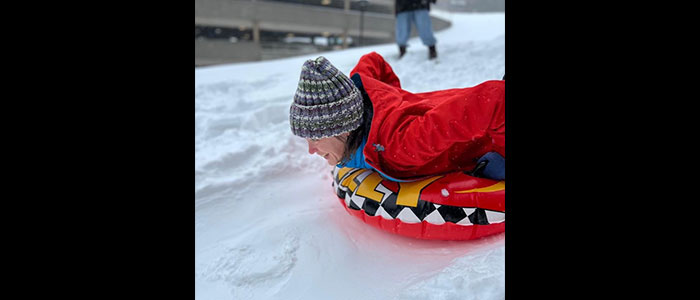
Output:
top-left (454, 181), bottom-right (505, 194)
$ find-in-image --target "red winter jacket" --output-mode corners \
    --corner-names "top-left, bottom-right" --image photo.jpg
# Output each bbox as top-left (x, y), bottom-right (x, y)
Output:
top-left (349, 52), bottom-right (505, 181)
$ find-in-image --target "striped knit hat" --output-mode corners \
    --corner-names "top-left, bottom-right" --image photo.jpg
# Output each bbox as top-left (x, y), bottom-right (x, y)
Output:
top-left (289, 56), bottom-right (363, 140)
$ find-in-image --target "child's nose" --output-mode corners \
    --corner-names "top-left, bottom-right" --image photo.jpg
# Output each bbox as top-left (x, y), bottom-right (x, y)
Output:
top-left (307, 141), bottom-right (317, 155)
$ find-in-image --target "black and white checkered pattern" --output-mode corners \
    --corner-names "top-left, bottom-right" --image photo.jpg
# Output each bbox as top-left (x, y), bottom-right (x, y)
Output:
top-left (332, 167), bottom-right (505, 225)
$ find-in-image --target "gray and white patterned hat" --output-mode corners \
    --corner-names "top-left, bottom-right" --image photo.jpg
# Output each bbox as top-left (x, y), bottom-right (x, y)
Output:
top-left (289, 56), bottom-right (363, 140)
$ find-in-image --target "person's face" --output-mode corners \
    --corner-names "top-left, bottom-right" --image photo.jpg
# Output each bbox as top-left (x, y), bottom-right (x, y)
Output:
top-left (306, 133), bottom-right (348, 165)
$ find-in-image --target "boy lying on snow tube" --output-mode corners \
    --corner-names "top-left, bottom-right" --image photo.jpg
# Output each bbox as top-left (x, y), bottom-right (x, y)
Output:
top-left (288, 52), bottom-right (505, 239)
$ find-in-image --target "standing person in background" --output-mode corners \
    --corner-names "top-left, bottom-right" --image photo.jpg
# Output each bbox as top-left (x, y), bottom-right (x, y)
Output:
top-left (395, 0), bottom-right (438, 60)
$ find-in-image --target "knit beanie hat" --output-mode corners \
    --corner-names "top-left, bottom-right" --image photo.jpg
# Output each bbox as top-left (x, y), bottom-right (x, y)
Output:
top-left (289, 56), bottom-right (364, 140)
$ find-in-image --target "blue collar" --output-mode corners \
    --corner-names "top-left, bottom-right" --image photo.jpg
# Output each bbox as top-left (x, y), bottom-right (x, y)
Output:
top-left (336, 138), bottom-right (414, 182)
top-left (337, 138), bottom-right (370, 169)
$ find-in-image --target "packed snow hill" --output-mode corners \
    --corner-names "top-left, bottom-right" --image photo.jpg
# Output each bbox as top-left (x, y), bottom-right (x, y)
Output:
top-left (195, 11), bottom-right (505, 300)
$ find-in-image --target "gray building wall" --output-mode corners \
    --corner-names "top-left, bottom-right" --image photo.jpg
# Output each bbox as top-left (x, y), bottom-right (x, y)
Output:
top-left (433, 0), bottom-right (505, 12)
top-left (195, 0), bottom-right (452, 67)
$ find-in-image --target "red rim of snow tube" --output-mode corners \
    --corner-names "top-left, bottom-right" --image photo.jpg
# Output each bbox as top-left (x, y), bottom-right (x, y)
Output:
top-left (332, 167), bottom-right (505, 240)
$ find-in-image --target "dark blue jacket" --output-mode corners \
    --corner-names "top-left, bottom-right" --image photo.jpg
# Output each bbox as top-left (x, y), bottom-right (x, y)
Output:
top-left (396, 0), bottom-right (436, 15)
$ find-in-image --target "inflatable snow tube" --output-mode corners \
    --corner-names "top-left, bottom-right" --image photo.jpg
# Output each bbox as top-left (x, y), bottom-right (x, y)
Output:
top-left (332, 167), bottom-right (505, 240)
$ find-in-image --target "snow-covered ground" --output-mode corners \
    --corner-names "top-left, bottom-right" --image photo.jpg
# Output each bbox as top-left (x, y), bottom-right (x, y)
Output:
top-left (195, 11), bottom-right (505, 300)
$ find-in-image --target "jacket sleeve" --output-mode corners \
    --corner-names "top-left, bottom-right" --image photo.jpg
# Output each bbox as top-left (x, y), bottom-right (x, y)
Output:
top-left (350, 52), bottom-right (401, 89)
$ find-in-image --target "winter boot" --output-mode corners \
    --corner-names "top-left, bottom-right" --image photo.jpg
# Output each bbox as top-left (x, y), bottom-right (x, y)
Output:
top-left (399, 46), bottom-right (406, 58)
top-left (428, 45), bottom-right (437, 60)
